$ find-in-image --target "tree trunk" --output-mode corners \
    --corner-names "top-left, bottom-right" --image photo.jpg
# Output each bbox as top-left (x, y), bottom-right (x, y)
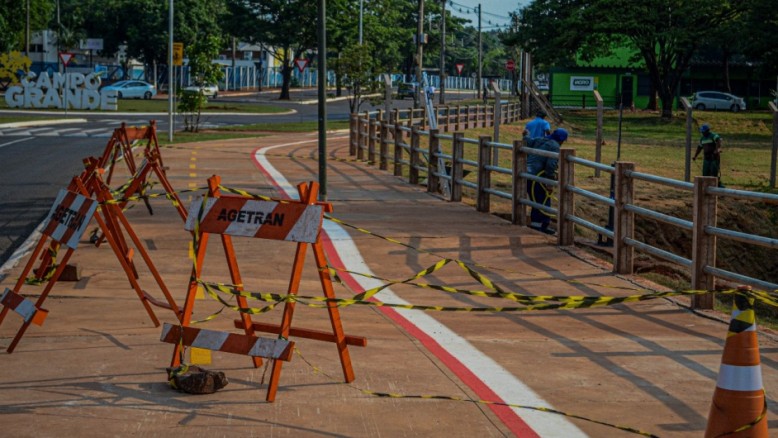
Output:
top-left (647, 81), bottom-right (658, 111)
top-left (660, 90), bottom-right (674, 119)
top-left (280, 62), bottom-right (291, 100)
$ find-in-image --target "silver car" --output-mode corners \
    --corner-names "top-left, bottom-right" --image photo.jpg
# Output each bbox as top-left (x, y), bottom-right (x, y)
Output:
top-left (691, 91), bottom-right (746, 112)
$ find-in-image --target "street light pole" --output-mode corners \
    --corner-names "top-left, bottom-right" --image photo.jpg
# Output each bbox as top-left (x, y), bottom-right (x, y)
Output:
top-left (415, 0), bottom-right (424, 109)
top-left (26, 0), bottom-right (30, 57)
top-left (358, 0), bottom-right (363, 45)
top-left (439, 0), bottom-right (446, 104)
top-left (318, 0), bottom-right (328, 199)
top-left (477, 3), bottom-right (482, 99)
top-left (168, 0), bottom-right (174, 142)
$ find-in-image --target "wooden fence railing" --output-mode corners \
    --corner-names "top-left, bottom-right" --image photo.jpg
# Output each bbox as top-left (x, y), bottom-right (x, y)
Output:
top-left (349, 111), bottom-right (778, 309)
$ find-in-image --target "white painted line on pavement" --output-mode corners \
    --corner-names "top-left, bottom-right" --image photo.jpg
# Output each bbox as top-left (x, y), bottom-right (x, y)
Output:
top-left (253, 141), bottom-right (587, 438)
top-left (0, 118), bottom-right (88, 128)
top-left (0, 137), bottom-right (34, 149)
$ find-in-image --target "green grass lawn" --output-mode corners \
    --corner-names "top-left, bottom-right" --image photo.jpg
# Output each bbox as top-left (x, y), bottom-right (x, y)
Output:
top-left (459, 109), bottom-right (777, 191)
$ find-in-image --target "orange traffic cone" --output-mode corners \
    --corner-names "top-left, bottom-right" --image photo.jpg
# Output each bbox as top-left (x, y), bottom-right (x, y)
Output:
top-left (705, 286), bottom-right (768, 437)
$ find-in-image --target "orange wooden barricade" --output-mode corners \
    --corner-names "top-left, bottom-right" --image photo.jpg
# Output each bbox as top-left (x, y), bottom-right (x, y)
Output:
top-left (100, 120), bottom-right (164, 187)
top-left (0, 188), bottom-right (98, 352)
top-left (168, 175), bottom-right (365, 402)
top-left (0, 171), bottom-right (182, 352)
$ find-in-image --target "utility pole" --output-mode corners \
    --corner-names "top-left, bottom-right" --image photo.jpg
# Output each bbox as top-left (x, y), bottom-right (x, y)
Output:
top-left (168, 0), bottom-right (174, 142)
top-left (415, 0), bottom-right (424, 109)
top-left (359, 0), bottom-right (363, 45)
top-left (26, 0), bottom-right (30, 57)
top-left (318, 0), bottom-right (328, 199)
top-left (439, 0), bottom-right (446, 104)
top-left (475, 3), bottom-right (484, 99)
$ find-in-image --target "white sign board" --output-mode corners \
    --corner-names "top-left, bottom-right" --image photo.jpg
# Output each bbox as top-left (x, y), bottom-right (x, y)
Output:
top-left (4, 72), bottom-right (118, 111)
top-left (570, 76), bottom-right (595, 91)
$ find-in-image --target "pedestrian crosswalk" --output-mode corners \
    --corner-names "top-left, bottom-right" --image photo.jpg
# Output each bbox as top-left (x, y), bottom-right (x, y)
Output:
top-left (0, 120), bottom-right (229, 137)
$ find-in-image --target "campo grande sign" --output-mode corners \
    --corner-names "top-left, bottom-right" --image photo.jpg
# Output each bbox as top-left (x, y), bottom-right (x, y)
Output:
top-left (4, 72), bottom-right (118, 111)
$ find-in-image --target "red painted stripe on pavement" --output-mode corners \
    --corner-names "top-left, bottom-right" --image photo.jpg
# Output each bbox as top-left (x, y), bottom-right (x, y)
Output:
top-left (253, 146), bottom-right (538, 437)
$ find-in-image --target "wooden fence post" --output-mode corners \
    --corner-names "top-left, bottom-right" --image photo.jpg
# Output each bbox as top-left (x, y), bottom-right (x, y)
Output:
top-left (594, 90), bottom-right (603, 177)
top-left (477, 136), bottom-right (492, 212)
top-left (691, 176), bottom-right (718, 309)
top-left (557, 148), bottom-right (576, 246)
top-left (350, 113), bottom-right (358, 156)
top-left (393, 120), bottom-right (403, 177)
top-left (451, 132), bottom-right (464, 202)
top-left (428, 129), bottom-right (440, 193)
top-left (512, 140), bottom-right (527, 225)
top-left (770, 102), bottom-right (778, 188)
top-left (613, 161), bottom-right (635, 273)
top-left (367, 116), bottom-right (376, 163)
top-left (357, 111), bottom-right (369, 160)
top-left (682, 97), bottom-right (693, 182)
top-left (456, 105), bottom-right (462, 131)
top-left (410, 126), bottom-right (420, 185)
top-left (379, 119), bottom-right (389, 171)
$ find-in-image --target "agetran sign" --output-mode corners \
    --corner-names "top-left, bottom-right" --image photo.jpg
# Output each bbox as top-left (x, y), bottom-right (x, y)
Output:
top-left (569, 76), bottom-right (595, 91)
top-left (5, 72), bottom-right (118, 110)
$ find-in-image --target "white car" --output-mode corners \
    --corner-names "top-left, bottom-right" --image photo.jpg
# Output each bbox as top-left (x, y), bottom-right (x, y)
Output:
top-left (690, 91), bottom-right (746, 112)
top-left (184, 83), bottom-right (218, 98)
top-left (101, 80), bottom-right (157, 99)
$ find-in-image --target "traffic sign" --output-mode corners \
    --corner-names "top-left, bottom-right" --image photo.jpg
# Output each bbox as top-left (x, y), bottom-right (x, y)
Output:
top-left (59, 52), bottom-right (74, 66)
top-left (172, 43), bottom-right (184, 66)
top-left (506, 59), bottom-right (515, 71)
top-left (455, 63), bottom-right (464, 75)
top-left (295, 58), bottom-right (309, 73)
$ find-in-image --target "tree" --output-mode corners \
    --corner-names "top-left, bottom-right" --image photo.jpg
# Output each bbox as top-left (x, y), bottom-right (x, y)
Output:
top-left (507, 0), bottom-right (746, 118)
top-left (0, 0), bottom-right (54, 53)
top-left (78, 0), bottom-right (224, 78)
top-left (224, 0), bottom-right (317, 100)
top-left (179, 35), bottom-right (224, 132)
top-left (336, 44), bottom-right (379, 113)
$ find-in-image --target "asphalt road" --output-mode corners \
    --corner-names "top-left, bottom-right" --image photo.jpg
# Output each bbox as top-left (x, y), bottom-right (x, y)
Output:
top-left (0, 88), bottom-right (476, 270)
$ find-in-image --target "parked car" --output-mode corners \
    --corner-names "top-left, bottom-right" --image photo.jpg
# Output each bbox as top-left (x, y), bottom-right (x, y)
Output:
top-left (183, 83), bottom-right (218, 98)
top-left (690, 91), bottom-right (746, 112)
top-left (101, 80), bottom-right (157, 99)
top-left (396, 82), bottom-right (418, 99)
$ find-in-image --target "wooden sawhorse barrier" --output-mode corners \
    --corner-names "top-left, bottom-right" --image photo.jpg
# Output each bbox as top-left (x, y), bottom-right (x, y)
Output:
top-left (0, 172), bottom-right (182, 352)
top-left (100, 120), bottom-right (164, 187)
top-left (0, 188), bottom-right (97, 352)
top-left (163, 176), bottom-right (366, 401)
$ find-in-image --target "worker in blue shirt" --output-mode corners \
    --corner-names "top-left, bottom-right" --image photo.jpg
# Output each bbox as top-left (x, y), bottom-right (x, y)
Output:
top-left (525, 128), bottom-right (568, 234)
top-left (523, 110), bottom-right (552, 139)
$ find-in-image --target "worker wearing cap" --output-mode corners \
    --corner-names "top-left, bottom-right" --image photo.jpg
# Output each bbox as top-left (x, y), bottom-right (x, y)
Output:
top-left (523, 110), bottom-right (552, 139)
top-left (693, 124), bottom-right (723, 186)
top-left (525, 128), bottom-right (568, 234)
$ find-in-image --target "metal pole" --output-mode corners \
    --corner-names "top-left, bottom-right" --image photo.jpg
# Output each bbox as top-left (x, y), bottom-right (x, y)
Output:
top-left (439, 0), bottom-right (446, 104)
top-left (168, 0), bottom-right (174, 142)
top-left (476, 3), bottom-right (484, 99)
top-left (26, 0), bottom-right (30, 57)
top-left (358, 0), bottom-right (363, 45)
top-left (318, 0), bottom-right (328, 199)
top-left (415, 0), bottom-right (424, 109)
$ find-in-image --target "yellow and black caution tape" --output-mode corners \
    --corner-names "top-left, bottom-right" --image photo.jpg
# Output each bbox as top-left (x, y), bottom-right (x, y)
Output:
top-left (24, 246), bottom-right (59, 286)
top-left (193, 276), bottom-right (778, 315)
top-left (325, 215), bottom-right (648, 294)
top-left (293, 347), bottom-right (660, 437)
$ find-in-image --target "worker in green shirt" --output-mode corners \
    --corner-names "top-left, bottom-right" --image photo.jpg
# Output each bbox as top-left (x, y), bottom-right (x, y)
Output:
top-left (693, 124), bottom-right (724, 187)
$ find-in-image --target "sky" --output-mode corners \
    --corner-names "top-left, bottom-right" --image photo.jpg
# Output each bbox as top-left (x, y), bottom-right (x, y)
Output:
top-left (448, 0), bottom-right (530, 31)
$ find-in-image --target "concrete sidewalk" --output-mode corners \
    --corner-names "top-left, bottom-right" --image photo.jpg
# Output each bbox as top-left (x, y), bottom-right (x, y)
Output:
top-left (0, 132), bottom-right (776, 437)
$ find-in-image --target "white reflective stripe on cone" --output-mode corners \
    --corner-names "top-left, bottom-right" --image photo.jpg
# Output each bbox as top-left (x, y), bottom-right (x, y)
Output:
top-left (716, 364), bottom-right (763, 392)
